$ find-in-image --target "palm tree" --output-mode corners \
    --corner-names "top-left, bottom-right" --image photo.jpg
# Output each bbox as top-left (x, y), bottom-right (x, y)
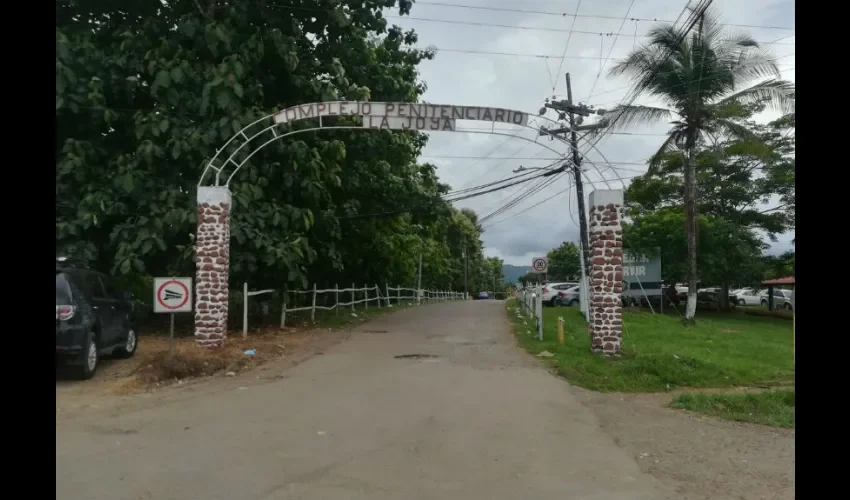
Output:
top-left (607, 8), bottom-right (794, 322)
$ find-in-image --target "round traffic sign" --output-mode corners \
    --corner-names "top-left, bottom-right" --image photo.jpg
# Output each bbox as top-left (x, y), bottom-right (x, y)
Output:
top-left (156, 280), bottom-right (190, 310)
top-left (532, 258), bottom-right (547, 272)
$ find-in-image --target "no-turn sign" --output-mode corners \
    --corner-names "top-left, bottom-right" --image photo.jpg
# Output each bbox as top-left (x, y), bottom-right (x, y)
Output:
top-left (531, 257), bottom-right (548, 274)
top-left (154, 277), bottom-right (193, 313)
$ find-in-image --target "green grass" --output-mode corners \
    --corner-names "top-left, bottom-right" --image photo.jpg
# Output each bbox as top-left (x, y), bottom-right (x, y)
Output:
top-left (506, 299), bottom-right (794, 392)
top-left (671, 390), bottom-right (795, 428)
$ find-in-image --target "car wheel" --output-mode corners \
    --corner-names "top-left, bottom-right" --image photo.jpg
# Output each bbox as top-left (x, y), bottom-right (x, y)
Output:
top-left (71, 333), bottom-right (98, 380)
top-left (738, 299), bottom-right (746, 306)
top-left (114, 328), bottom-right (138, 359)
top-left (784, 303), bottom-right (792, 311)
top-left (761, 300), bottom-right (768, 306)
top-left (570, 299), bottom-right (579, 307)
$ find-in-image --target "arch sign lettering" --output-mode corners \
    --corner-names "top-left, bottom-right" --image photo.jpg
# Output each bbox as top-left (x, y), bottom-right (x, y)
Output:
top-left (272, 101), bottom-right (531, 132)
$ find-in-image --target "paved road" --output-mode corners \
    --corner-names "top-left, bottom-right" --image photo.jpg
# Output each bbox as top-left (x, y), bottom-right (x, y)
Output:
top-left (56, 300), bottom-right (672, 499)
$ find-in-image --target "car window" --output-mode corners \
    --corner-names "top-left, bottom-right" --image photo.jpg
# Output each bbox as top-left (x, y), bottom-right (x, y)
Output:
top-left (82, 271), bottom-right (107, 299)
top-left (56, 272), bottom-right (73, 305)
top-left (99, 274), bottom-right (120, 299)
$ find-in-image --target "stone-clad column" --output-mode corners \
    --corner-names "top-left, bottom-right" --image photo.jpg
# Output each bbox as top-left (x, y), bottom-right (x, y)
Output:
top-left (194, 187), bottom-right (231, 347)
top-left (587, 189), bottom-right (625, 356)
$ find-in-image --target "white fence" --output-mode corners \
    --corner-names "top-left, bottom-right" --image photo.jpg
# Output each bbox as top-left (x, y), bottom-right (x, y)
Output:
top-left (241, 282), bottom-right (463, 336)
top-left (516, 284), bottom-right (544, 340)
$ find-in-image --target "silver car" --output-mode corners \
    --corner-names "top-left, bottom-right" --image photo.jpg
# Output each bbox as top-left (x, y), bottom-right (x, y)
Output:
top-left (554, 286), bottom-right (580, 307)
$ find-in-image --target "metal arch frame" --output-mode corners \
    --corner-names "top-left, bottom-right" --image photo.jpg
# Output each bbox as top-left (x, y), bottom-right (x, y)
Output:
top-left (197, 104), bottom-right (594, 188)
top-left (210, 126), bottom-right (572, 189)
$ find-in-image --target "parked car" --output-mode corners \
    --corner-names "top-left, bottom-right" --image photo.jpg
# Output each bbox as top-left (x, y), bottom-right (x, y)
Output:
top-left (696, 290), bottom-right (738, 309)
top-left (554, 286), bottom-right (580, 307)
top-left (759, 289), bottom-right (793, 309)
top-left (56, 257), bottom-right (138, 379)
top-left (731, 288), bottom-right (762, 306)
top-left (541, 282), bottom-right (579, 306)
top-left (637, 287), bottom-right (679, 309)
top-left (477, 291), bottom-right (489, 300)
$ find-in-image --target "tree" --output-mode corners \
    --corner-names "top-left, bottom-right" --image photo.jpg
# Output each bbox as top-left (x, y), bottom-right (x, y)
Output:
top-left (546, 242), bottom-right (581, 281)
top-left (608, 7), bottom-right (795, 322)
top-left (762, 251), bottom-right (795, 281)
top-left (623, 208), bottom-right (766, 306)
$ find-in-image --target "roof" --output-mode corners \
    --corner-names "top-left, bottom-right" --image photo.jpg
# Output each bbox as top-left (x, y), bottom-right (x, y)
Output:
top-left (762, 277), bottom-right (795, 285)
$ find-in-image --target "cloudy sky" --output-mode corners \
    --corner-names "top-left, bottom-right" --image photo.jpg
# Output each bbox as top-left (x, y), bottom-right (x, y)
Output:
top-left (386, 0), bottom-right (795, 266)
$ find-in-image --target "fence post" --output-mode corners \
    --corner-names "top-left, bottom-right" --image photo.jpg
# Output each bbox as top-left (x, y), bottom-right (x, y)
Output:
top-left (243, 282), bottom-right (249, 339)
top-left (536, 283), bottom-right (543, 340)
top-left (375, 284), bottom-right (381, 308)
top-left (397, 285), bottom-right (400, 304)
top-left (351, 282), bottom-right (355, 313)
top-left (364, 283), bottom-right (368, 310)
top-left (280, 286), bottom-right (287, 328)
top-left (335, 284), bottom-right (339, 315)
top-left (311, 282), bottom-right (317, 323)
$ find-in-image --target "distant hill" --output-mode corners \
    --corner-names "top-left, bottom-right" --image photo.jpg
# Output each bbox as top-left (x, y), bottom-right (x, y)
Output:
top-left (503, 264), bottom-right (530, 284)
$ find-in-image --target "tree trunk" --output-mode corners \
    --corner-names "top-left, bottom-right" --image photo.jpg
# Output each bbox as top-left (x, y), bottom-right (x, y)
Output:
top-left (719, 282), bottom-right (729, 312)
top-left (684, 147), bottom-right (699, 322)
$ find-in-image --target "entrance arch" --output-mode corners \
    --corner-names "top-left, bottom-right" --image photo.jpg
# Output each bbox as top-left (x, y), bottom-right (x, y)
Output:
top-left (194, 101), bottom-right (572, 346)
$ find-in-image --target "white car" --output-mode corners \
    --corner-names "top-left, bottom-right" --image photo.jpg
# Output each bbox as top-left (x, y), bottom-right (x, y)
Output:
top-left (731, 288), bottom-right (762, 306)
top-left (541, 282), bottom-right (579, 306)
top-left (759, 289), bottom-right (793, 310)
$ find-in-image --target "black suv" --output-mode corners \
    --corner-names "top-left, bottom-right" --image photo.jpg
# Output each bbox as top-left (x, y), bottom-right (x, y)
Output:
top-left (55, 258), bottom-right (138, 379)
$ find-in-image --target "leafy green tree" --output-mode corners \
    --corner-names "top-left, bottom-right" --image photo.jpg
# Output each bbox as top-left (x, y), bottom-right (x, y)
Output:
top-left (623, 207), bottom-right (766, 309)
top-left (608, 7), bottom-right (795, 321)
top-left (546, 242), bottom-right (580, 281)
top-left (762, 251), bottom-right (795, 281)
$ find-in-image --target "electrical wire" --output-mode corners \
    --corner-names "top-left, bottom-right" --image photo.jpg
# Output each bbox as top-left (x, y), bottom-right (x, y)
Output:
top-left (552, 0), bottom-right (583, 92)
top-left (412, 1), bottom-right (795, 31)
top-left (584, 0), bottom-right (636, 102)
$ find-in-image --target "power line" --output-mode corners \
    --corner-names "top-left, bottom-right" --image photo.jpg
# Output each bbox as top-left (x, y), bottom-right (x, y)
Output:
top-left (412, 1), bottom-right (796, 31)
top-left (335, 166), bottom-right (562, 221)
top-left (388, 14), bottom-right (794, 45)
top-left (584, 0), bottom-right (636, 102)
top-left (479, 172), bottom-right (566, 224)
top-left (421, 155), bottom-right (563, 160)
top-left (552, 0), bottom-right (583, 92)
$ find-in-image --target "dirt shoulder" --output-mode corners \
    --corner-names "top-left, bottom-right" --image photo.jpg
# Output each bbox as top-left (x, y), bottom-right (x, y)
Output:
top-left (571, 387), bottom-right (795, 500)
top-left (56, 326), bottom-right (351, 422)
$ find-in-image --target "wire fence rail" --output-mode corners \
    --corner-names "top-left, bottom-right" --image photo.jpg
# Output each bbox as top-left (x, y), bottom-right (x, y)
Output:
top-left (241, 282), bottom-right (464, 337)
top-left (516, 283), bottom-right (544, 340)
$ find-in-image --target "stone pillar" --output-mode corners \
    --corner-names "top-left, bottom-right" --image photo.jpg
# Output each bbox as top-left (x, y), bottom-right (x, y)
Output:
top-left (194, 187), bottom-right (232, 347)
top-left (588, 189), bottom-right (625, 356)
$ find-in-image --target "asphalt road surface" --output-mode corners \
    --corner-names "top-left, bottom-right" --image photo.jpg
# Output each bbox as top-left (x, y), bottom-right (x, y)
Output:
top-left (56, 300), bottom-right (673, 499)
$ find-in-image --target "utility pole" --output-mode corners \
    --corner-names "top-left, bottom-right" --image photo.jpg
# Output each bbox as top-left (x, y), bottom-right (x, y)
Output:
top-left (462, 242), bottom-right (468, 300)
top-left (539, 72), bottom-right (610, 322)
top-left (565, 74), bottom-right (591, 279)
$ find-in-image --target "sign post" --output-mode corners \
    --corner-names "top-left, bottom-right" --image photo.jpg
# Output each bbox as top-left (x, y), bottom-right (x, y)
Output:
top-left (154, 277), bottom-right (193, 361)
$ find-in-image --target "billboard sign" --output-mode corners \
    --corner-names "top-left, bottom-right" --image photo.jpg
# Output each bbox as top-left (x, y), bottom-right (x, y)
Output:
top-left (622, 248), bottom-right (662, 296)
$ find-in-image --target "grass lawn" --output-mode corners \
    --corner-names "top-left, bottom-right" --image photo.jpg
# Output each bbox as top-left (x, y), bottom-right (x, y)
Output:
top-left (671, 390), bottom-right (795, 428)
top-left (506, 299), bottom-right (794, 393)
